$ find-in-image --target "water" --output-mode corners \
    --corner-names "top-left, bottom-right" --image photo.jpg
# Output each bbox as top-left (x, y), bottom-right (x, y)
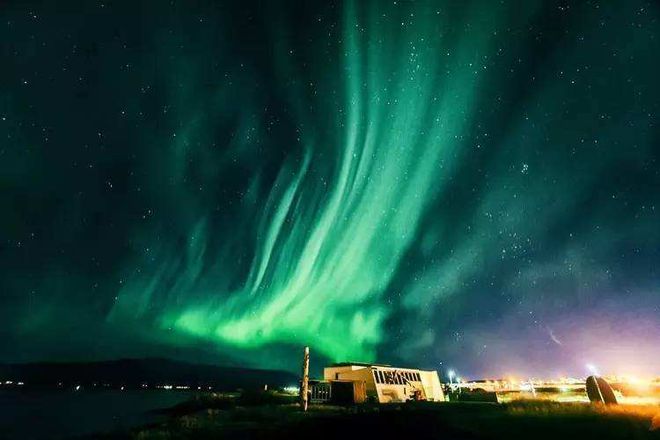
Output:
top-left (0, 389), bottom-right (197, 439)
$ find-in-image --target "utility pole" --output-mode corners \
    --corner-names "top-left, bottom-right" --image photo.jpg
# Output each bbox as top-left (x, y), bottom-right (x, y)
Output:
top-left (300, 346), bottom-right (310, 411)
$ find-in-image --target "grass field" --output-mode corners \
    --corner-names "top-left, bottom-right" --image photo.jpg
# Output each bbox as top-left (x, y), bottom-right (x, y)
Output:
top-left (110, 392), bottom-right (660, 440)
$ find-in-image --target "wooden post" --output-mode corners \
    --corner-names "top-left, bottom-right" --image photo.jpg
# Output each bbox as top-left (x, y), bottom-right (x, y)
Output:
top-left (300, 346), bottom-right (309, 411)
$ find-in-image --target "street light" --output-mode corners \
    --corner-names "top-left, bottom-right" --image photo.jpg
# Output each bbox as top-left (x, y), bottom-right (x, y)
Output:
top-left (448, 370), bottom-right (456, 391)
top-left (586, 363), bottom-right (599, 376)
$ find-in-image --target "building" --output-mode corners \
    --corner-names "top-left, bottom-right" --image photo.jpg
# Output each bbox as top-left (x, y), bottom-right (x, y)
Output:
top-left (313, 362), bottom-right (444, 403)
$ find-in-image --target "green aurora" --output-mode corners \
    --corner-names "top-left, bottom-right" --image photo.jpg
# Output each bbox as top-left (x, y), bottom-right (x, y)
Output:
top-left (110, 0), bottom-right (506, 362)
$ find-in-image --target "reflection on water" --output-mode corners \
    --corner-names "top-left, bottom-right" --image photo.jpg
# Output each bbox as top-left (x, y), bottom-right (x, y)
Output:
top-left (0, 389), bottom-right (196, 439)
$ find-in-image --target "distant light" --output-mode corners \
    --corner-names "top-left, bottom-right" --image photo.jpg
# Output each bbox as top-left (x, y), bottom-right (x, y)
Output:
top-left (520, 383), bottom-right (533, 392)
top-left (448, 370), bottom-right (456, 380)
top-left (75, 385), bottom-right (81, 391)
top-left (585, 363), bottom-right (599, 375)
top-left (283, 385), bottom-right (300, 394)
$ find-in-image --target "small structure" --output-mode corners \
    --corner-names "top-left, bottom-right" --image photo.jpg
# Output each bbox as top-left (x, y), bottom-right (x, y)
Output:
top-left (310, 379), bottom-right (367, 404)
top-left (586, 375), bottom-right (618, 405)
top-left (311, 362), bottom-right (444, 404)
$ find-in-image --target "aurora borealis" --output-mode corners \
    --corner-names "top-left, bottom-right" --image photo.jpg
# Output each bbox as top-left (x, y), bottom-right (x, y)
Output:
top-left (1, 0), bottom-right (659, 377)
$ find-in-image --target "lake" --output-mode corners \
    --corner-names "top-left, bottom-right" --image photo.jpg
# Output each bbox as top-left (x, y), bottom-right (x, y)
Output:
top-left (0, 389), bottom-right (197, 439)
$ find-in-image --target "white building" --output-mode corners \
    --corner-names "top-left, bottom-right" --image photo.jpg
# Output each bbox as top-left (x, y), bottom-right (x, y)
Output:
top-left (322, 362), bottom-right (444, 403)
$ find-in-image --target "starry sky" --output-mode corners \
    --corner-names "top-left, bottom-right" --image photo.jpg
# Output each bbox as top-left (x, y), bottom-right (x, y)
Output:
top-left (1, 0), bottom-right (659, 378)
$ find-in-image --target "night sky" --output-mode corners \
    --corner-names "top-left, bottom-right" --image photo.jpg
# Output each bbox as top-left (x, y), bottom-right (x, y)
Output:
top-left (1, 0), bottom-right (659, 378)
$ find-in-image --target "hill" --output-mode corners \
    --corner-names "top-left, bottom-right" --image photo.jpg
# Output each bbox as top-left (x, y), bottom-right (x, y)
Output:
top-left (0, 358), bottom-right (298, 390)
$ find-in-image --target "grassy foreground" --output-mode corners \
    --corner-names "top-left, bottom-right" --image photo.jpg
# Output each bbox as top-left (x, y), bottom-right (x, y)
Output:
top-left (102, 393), bottom-right (660, 440)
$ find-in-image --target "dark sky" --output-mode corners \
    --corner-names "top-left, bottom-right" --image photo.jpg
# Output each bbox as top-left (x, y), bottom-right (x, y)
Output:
top-left (1, 0), bottom-right (659, 378)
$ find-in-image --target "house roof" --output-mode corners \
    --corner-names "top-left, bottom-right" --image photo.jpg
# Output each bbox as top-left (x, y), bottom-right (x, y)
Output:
top-left (328, 362), bottom-right (392, 368)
